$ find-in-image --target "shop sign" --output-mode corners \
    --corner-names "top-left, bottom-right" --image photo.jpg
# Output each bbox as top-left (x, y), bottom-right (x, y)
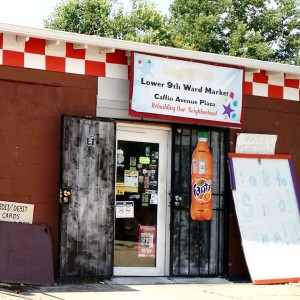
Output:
top-left (130, 53), bottom-right (244, 128)
top-left (235, 133), bottom-right (278, 154)
top-left (0, 200), bottom-right (34, 224)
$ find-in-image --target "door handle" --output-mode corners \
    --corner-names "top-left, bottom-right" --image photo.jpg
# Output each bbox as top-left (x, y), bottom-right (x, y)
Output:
top-left (174, 195), bottom-right (182, 207)
top-left (60, 187), bottom-right (71, 205)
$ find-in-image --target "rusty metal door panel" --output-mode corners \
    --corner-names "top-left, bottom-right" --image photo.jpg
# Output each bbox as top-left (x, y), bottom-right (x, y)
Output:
top-left (0, 221), bottom-right (54, 285)
top-left (60, 115), bottom-right (115, 279)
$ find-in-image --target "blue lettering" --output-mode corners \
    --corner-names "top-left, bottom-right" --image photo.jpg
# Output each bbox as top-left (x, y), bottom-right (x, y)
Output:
top-left (193, 181), bottom-right (211, 197)
top-left (262, 234), bottom-right (269, 246)
top-left (242, 193), bottom-right (253, 220)
top-left (249, 176), bottom-right (257, 186)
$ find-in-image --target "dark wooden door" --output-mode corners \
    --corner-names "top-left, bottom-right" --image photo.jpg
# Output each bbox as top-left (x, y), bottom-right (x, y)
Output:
top-left (59, 115), bottom-right (115, 279)
top-left (170, 125), bottom-right (229, 276)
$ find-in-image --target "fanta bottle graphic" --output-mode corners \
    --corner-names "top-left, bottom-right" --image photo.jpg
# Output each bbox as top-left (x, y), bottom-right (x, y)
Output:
top-left (191, 131), bottom-right (213, 221)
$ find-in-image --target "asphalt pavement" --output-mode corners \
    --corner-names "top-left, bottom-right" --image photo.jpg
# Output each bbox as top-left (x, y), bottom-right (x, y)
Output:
top-left (0, 277), bottom-right (299, 300)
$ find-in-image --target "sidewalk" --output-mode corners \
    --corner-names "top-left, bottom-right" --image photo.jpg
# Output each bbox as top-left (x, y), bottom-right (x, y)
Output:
top-left (0, 277), bottom-right (299, 300)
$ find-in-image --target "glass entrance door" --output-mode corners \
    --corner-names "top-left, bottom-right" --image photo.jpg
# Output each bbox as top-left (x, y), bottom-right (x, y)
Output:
top-left (114, 123), bottom-right (170, 276)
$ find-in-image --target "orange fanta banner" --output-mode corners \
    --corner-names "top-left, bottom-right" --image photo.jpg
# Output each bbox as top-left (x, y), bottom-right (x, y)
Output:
top-left (191, 132), bottom-right (213, 221)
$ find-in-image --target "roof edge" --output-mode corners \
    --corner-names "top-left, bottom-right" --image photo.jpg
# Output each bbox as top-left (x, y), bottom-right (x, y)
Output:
top-left (0, 22), bottom-right (300, 75)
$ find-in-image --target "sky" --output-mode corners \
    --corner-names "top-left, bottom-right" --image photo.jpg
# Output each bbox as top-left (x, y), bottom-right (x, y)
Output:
top-left (0, 0), bottom-right (173, 29)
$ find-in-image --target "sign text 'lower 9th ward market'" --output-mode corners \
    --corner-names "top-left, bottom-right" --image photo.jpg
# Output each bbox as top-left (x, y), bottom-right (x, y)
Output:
top-left (141, 77), bottom-right (229, 103)
top-left (131, 53), bottom-right (244, 127)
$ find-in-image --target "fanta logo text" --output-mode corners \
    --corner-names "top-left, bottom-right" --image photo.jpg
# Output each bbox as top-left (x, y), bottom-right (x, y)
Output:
top-left (193, 179), bottom-right (211, 199)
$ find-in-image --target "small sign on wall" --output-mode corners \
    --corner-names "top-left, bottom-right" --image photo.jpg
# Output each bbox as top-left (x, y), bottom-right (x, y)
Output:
top-left (236, 133), bottom-right (277, 154)
top-left (0, 200), bottom-right (34, 224)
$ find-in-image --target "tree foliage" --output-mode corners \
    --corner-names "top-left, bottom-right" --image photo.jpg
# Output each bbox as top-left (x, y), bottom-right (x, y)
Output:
top-left (169, 0), bottom-right (300, 64)
top-left (44, 0), bottom-right (115, 36)
top-left (45, 0), bottom-right (170, 45)
top-left (113, 0), bottom-right (171, 45)
top-left (44, 0), bottom-right (300, 65)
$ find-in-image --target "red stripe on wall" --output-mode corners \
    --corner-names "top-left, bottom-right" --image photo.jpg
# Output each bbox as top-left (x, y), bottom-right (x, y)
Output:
top-left (268, 85), bottom-right (284, 99)
top-left (3, 50), bottom-right (24, 67)
top-left (66, 43), bottom-right (85, 59)
top-left (243, 81), bottom-right (253, 95)
top-left (85, 60), bottom-right (106, 77)
top-left (284, 78), bottom-right (299, 89)
top-left (106, 49), bottom-right (127, 65)
top-left (25, 38), bottom-right (46, 55)
top-left (253, 70), bottom-right (268, 84)
top-left (46, 56), bottom-right (66, 72)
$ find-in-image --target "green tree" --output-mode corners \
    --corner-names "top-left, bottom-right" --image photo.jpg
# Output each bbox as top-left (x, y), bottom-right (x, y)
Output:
top-left (168, 0), bottom-right (231, 51)
top-left (112, 0), bottom-right (170, 45)
top-left (44, 0), bottom-right (116, 36)
top-left (44, 0), bottom-right (169, 45)
top-left (169, 0), bottom-right (300, 64)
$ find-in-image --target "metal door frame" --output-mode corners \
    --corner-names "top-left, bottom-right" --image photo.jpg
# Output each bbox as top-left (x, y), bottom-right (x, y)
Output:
top-left (113, 122), bottom-right (172, 276)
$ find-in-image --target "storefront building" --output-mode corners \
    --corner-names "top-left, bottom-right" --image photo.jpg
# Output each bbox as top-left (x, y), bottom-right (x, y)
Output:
top-left (0, 23), bottom-right (299, 281)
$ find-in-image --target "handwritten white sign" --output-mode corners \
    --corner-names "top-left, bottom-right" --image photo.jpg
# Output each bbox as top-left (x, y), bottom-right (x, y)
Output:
top-left (130, 53), bottom-right (244, 127)
top-left (0, 200), bottom-right (34, 224)
top-left (236, 133), bottom-right (277, 154)
top-left (229, 154), bottom-right (300, 284)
